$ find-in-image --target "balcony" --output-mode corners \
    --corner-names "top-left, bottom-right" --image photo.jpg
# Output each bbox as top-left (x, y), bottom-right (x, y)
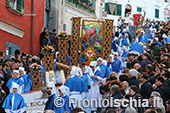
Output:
top-left (65, 0), bottom-right (96, 14)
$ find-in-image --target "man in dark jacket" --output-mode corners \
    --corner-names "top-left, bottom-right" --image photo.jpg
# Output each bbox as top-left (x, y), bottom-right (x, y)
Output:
top-left (155, 77), bottom-right (170, 104)
top-left (128, 69), bottom-right (139, 89)
top-left (50, 29), bottom-right (57, 45)
top-left (140, 74), bottom-right (153, 99)
top-left (128, 53), bottom-right (139, 69)
top-left (145, 64), bottom-right (155, 78)
top-left (42, 33), bottom-right (50, 47)
top-left (39, 28), bottom-right (48, 47)
top-left (141, 53), bottom-right (152, 72)
top-left (162, 73), bottom-right (170, 89)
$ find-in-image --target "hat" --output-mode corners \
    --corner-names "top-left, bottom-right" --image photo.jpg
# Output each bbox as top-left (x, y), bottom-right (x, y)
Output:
top-left (13, 70), bottom-right (19, 74)
top-left (143, 46), bottom-right (147, 48)
top-left (129, 51), bottom-right (135, 56)
top-left (141, 30), bottom-right (145, 33)
top-left (46, 82), bottom-right (56, 95)
top-left (59, 86), bottom-right (70, 96)
top-left (162, 34), bottom-right (167, 38)
top-left (119, 34), bottom-right (123, 37)
top-left (122, 46), bottom-right (126, 50)
top-left (154, 37), bottom-right (159, 41)
top-left (114, 52), bottom-right (118, 56)
top-left (18, 67), bottom-right (26, 75)
top-left (141, 74), bottom-right (149, 80)
top-left (125, 33), bottom-right (128, 37)
top-left (90, 61), bottom-right (96, 67)
top-left (114, 37), bottom-right (118, 41)
top-left (97, 57), bottom-right (103, 63)
top-left (11, 82), bottom-right (19, 90)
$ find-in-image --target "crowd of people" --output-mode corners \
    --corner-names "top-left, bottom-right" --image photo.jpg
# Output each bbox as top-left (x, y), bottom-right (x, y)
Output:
top-left (0, 19), bottom-right (170, 113)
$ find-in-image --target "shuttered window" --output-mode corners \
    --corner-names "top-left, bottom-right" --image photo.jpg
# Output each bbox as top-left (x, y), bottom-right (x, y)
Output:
top-left (137, 7), bottom-right (142, 12)
top-left (155, 9), bottom-right (159, 18)
top-left (116, 4), bottom-right (122, 16)
top-left (105, 3), bottom-right (122, 16)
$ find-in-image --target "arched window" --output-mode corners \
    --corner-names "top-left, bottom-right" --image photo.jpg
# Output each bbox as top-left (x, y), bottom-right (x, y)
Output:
top-left (125, 4), bottom-right (132, 17)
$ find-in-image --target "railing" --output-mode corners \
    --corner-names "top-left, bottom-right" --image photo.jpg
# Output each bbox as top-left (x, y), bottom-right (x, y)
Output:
top-left (65, 0), bottom-right (95, 14)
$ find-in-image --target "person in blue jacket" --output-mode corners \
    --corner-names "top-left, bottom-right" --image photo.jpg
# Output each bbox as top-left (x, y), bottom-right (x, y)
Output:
top-left (58, 86), bottom-right (73, 113)
top-left (6, 70), bottom-right (24, 94)
top-left (112, 37), bottom-right (118, 52)
top-left (2, 82), bottom-right (26, 113)
top-left (118, 34), bottom-right (123, 47)
top-left (95, 57), bottom-right (109, 79)
top-left (45, 82), bottom-right (63, 112)
top-left (19, 67), bottom-right (32, 93)
top-left (154, 37), bottom-right (163, 47)
top-left (138, 31), bottom-right (148, 43)
top-left (64, 66), bottom-right (88, 110)
top-left (122, 34), bottom-right (130, 48)
top-left (114, 52), bottom-right (122, 73)
top-left (107, 54), bottom-right (119, 73)
top-left (162, 34), bottom-right (170, 44)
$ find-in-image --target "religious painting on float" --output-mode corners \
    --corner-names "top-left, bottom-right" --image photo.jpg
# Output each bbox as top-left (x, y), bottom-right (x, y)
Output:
top-left (80, 20), bottom-right (104, 65)
top-left (55, 70), bottom-right (66, 85)
top-left (45, 71), bottom-right (56, 84)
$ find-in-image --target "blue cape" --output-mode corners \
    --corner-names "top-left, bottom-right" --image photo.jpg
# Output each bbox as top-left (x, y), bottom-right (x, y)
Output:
top-left (139, 34), bottom-right (148, 42)
top-left (82, 74), bottom-right (91, 87)
top-left (6, 77), bottom-right (24, 88)
top-left (64, 75), bottom-right (88, 92)
top-left (20, 74), bottom-right (32, 93)
top-left (130, 42), bottom-right (144, 53)
top-left (2, 93), bottom-right (26, 110)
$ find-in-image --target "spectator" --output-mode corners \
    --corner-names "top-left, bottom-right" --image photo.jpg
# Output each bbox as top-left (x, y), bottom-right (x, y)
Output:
top-left (40, 28), bottom-right (48, 47)
top-left (50, 29), bottom-right (57, 45)
top-left (133, 63), bottom-right (142, 73)
top-left (42, 33), bottom-right (50, 47)
top-left (140, 74), bottom-right (153, 99)
top-left (155, 77), bottom-right (170, 104)
top-left (145, 64), bottom-right (155, 78)
top-left (129, 85), bottom-right (139, 97)
top-left (128, 53), bottom-right (139, 69)
top-left (141, 53), bottom-right (152, 72)
top-left (128, 69), bottom-right (139, 88)
top-left (162, 73), bottom-right (170, 89)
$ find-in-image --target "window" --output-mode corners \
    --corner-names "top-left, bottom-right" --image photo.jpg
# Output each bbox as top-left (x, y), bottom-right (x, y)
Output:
top-left (155, 8), bottom-right (159, 18)
top-left (45, 0), bottom-right (51, 11)
top-left (137, 7), bottom-right (142, 12)
top-left (7, 0), bottom-right (25, 14)
top-left (105, 3), bottom-right (122, 16)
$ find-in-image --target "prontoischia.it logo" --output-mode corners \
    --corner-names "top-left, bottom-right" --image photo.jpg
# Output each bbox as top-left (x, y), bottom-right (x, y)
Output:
top-left (54, 97), bottom-right (161, 108)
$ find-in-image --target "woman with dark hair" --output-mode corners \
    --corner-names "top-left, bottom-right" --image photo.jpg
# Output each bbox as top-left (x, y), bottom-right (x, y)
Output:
top-left (162, 53), bottom-right (170, 68)
top-left (150, 64), bottom-right (164, 85)
top-left (129, 85), bottom-right (139, 97)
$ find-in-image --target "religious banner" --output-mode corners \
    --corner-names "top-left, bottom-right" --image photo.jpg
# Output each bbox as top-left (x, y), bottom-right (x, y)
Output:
top-left (55, 70), bottom-right (66, 85)
top-left (45, 71), bottom-right (56, 84)
top-left (80, 20), bottom-right (104, 65)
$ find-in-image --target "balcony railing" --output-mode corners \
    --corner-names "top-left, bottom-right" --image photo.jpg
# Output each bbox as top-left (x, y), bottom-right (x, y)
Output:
top-left (65, 0), bottom-right (95, 14)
